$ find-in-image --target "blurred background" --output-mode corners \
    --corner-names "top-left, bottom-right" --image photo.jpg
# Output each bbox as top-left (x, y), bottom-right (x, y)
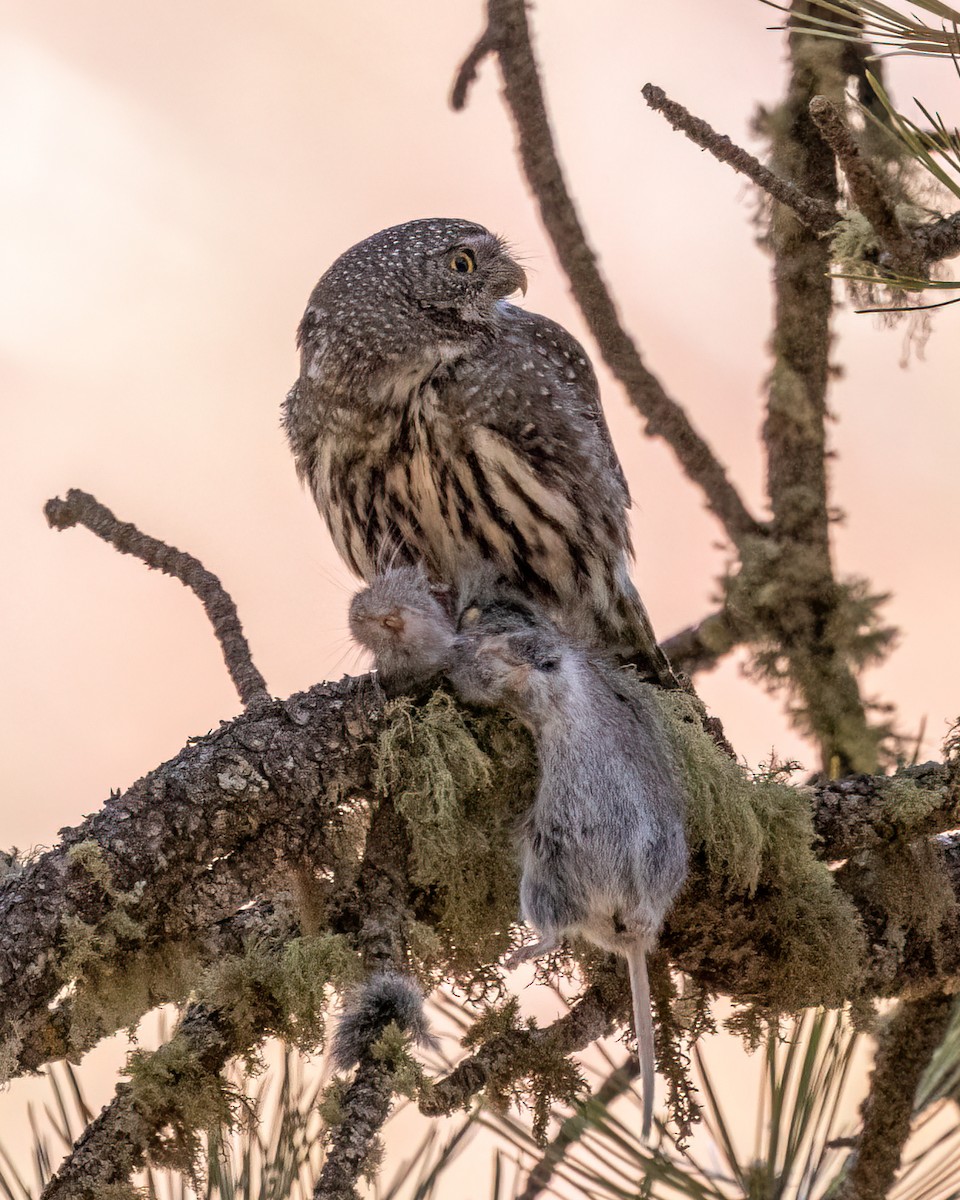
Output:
top-left (2, 0), bottom-right (959, 1186)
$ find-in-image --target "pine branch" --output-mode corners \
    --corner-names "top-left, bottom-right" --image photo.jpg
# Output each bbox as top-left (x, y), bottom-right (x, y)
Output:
top-left (641, 83), bottom-right (838, 234)
top-left (45, 488), bottom-right (269, 708)
top-left (836, 992), bottom-right (955, 1200)
top-left (808, 94), bottom-right (926, 277)
top-left (0, 673), bottom-right (385, 1078)
top-left (660, 608), bottom-right (743, 676)
top-left (39, 991), bottom-right (279, 1200)
top-left (313, 797), bottom-right (416, 1200)
top-left (452, 1), bottom-right (763, 547)
top-left (813, 760), bottom-right (957, 859)
top-left (420, 981), bottom-right (624, 1119)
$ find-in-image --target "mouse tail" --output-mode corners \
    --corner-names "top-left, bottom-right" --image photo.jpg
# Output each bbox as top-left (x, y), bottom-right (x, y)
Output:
top-left (627, 946), bottom-right (655, 1141)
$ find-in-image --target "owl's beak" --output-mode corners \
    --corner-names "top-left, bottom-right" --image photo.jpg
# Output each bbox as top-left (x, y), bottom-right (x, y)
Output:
top-left (491, 256), bottom-right (528, 300)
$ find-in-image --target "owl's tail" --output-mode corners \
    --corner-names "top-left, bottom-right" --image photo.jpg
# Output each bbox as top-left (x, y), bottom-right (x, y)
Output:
top-left (609, 577), bottom-right (678, 688)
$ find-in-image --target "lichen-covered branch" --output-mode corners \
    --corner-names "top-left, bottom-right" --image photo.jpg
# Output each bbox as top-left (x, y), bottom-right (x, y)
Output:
top-left (517, 1059), bottom-right (640, 1200)
top-left (453, 1), bottom-right (762, 547)
top-left (660, 608), bottom-right (743, 677)
top-left (808, 94), bottom-right (925, 279)
top-left (914, 210), bottom-right (960, 264)
top-left (11, 897), bottom-right (285, 1078)
top-left (45, 488), bottom-right (269, 707)
top-left (0, 674), bottom-right (386, 1078)
top-left (755, 5), bottom-right (878, 776)
top-left (420, 980), bottom-right (628, 1119)
top-left (813, 761), bottom-right (957, 861)
top-left (836, 992), bottom-right (955, 1200)
top-left (313, 797), bottom-right (416, 1200)
top-left (3, 673), bottom-right (959, 1090)
top-left (40, 995), bottom-right (270, 1200)
top-left (641, 83), bottom-right (838, 234)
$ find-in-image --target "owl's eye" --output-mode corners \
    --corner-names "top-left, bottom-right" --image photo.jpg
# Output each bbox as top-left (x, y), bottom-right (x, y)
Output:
top-left (449, 248), bottom-right (476, 274)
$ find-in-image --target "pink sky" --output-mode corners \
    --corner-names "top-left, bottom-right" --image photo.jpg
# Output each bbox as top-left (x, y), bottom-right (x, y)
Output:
top-left (2, 0), bottom-right (959, 1180)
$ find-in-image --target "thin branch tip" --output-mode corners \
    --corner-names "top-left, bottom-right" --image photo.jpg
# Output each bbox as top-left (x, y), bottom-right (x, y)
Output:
top-left (450, 26), bottom-right (498, 110)
top-left (43, 486), bottom-right (269, 707)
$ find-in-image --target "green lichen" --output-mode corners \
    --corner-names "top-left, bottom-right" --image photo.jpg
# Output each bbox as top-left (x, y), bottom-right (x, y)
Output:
top-left (649, 684), bottom-right (866, 1015)
top-left (318, 1077), bottom-right (349, 1126)
top-left (371, 1022), bottom-right (423, 1098)
top-left (126, 1036), bottom-right (238, 1174)
top-left (202, 933), bottom-right (362, 1053)
top-left (375, 692), bottom-right (536, 980)
top-left (723, 537), bottom-right (896, 773)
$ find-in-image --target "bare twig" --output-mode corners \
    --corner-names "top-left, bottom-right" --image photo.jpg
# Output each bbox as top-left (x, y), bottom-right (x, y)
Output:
top-left (44, 488), bottom-right (269, 707)
top-left (455, 0), bottom-right (762, 547)
top-left (837, 992), bottom-right (955, 1200)
top-left (808, 94), bottom-right (926, 278)
top-left (451, 25), bottom-right (498, 110)
top-left (660, 608), bottom-right (742, 676)
top-left (641, 83), bottom-right (838, 234)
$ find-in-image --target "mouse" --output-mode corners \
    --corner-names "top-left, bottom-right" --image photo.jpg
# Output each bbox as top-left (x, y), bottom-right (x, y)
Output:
top-left (347, 565), bottom-right (457, 696)
top-left (448, 626), bottom-right (688, 1139)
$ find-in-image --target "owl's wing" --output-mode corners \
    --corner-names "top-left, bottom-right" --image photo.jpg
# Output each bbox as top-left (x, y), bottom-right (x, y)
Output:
top-left (456, 304), bottom-right (633, 556)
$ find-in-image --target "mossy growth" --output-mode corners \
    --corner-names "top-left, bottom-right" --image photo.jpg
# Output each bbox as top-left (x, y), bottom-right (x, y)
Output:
top-left (202, 932), bottom-right (362, 1053)
top-left (375, 692), bottom-right (537, 982)
top-left (723, 537), bottom-right (896, 773)
top-left (647, 685), bottom-right (866, 1016)
top-left (371, 1021), bottom-right (425, 1099)
top-left (58, 840), bottom-right (210, 1058)
top-left (126, 1035), bottom-right (238, 1174)
top-left (459, 996), bottom-right (583, 1144)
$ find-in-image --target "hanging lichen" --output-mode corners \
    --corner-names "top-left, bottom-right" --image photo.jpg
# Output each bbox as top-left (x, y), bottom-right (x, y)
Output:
top-left (375, 691), bottom-right (536, 982)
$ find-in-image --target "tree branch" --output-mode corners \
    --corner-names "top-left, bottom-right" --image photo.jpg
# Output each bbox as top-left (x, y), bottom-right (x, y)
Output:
top-left (420, 981), bottom-right (628, 1118)
top-left (641, 83), bottom-right (838, 235)
top-left (660, 608), bottom-right (743, 676)
top-left (0, 674), bottom-right (385, 1076)
top-left (813, 761), bottom-right (956, 861)
top-left (758, 5), bottom-right (877, 776)
top-left (45, 488), bottom-right (269, 707)
top-left (313, 797), bottom-right (416, 1200)
top-left (836, 992), bottom-right (955, 1200)
top-left (454, 0), bottom-right (762, 547)
top-left (808, 94), bottom-right (926, 279)
top-left (40, 993), bottom-right (274, 1200)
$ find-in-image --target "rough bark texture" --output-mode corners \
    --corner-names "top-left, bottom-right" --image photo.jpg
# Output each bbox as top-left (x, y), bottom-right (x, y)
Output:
top-left (836, 993), bottom-right (955, 1200)
top-left (760, 4), bottom-right (876, 777)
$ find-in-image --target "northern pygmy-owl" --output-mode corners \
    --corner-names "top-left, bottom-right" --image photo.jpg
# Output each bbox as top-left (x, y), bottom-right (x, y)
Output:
top-left (283, 217), bottom-right (674, 684)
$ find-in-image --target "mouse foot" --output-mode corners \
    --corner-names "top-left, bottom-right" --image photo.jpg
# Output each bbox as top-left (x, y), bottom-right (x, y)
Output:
top-left (505, 937), bottom-right (557, 970)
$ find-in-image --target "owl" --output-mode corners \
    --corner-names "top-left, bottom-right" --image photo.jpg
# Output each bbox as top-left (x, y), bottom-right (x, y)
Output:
top-left (283, 217), bottom-right (673, 683)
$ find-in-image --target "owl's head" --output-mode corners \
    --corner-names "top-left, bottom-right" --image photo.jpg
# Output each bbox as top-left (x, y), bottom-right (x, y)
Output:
top-left (298, 219), bottom-right (527, 393)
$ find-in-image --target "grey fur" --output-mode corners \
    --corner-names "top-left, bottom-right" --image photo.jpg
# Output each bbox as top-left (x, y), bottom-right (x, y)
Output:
top-left (449, 628), bottom-right (688, 1140)
top-left (330, 972), bottom-right (438, 1072)
top-left (348, 565), bottom-right (457, 696)
top-left (284, 218), bottom-right (674, 684)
